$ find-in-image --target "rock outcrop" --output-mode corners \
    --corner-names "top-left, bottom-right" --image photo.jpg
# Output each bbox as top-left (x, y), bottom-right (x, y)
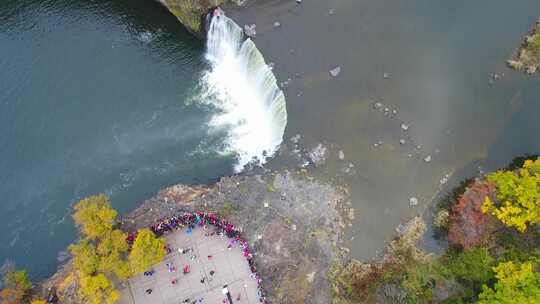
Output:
top-left (120, 171), bottom-right (351, 303)
top-left (507, 20), bottom-right (540, 74)
top-left (157, 0), bottom-right (225, 37)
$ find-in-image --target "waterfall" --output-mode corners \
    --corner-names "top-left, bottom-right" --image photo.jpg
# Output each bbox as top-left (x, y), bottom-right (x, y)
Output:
top-left (199, 11), bottom-right (288, 172)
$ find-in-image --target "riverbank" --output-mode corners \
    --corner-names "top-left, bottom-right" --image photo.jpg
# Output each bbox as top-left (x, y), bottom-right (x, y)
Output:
top-left (331, 157), bottom-right (540, 303)
top-left (508, 20), bottom-right (540, 74)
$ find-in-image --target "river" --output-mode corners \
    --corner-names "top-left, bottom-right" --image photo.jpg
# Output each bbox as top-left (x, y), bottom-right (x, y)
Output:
top-left (2, 0), bottom-right (540, 280)
top-left (0, 0), bottom-right (233, 279)
top-left (229, 0), bottom-right (540, 259)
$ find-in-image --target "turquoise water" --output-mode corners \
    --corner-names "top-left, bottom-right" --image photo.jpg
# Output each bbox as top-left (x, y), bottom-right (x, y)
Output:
top-left (0, 0), bottom-right (235, 279)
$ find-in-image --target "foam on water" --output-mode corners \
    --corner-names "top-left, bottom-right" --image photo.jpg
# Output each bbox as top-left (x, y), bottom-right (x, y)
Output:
top-left (200, 12), bottom-right (287, 171)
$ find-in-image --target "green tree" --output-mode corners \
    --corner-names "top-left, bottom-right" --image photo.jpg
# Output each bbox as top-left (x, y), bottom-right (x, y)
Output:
top-left (73, 194), bottom-right (117, 239)
top-left (478, 260), bottom-right (540, 304)
top-left (69, 239), bottom-right (100, 276)
top-left (128, 229), bottom-right (166, 274)
top-left (447, 247), bottom-right (495, 285)
top-left (79, 274), bottom-right (120, 304)
top-left (482, 158), bottom-right (540, 232)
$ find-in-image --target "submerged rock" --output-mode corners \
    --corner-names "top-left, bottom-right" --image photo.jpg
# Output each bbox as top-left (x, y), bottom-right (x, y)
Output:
top-left (338, 150), bottom-right (345, 160)
top-left (273, 21), bottom-right (281, 28)
top-left (401, 123), bottom-right (409, 131)
top-left (409, 197), bottom-right (419, 206)
top-left (290, 134), bottom-right (302, 144)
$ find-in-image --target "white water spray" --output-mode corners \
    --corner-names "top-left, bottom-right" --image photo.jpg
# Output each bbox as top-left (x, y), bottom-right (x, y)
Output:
top-left (200, 12), bottom-right (288, 171)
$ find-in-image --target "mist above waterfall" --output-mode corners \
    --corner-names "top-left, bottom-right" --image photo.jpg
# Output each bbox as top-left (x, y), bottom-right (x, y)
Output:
top-left (199, 13), bottom-right (288, 171)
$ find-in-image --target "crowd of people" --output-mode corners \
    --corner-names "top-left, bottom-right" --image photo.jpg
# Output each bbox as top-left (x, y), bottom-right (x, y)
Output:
top-left (142, 210), bottom-right (267, 303)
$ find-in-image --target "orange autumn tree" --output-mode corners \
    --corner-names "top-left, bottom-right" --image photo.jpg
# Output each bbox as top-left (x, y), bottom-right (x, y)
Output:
top-left (0, 265), bottom-right (32, 304)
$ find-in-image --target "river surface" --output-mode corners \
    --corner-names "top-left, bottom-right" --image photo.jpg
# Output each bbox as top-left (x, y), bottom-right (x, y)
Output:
top-left (229, 0), bottom-right (540, 259)
top-left (2, 0), bottom-right (540, 280)
top-left (0, 0), bottom-right (236, 279)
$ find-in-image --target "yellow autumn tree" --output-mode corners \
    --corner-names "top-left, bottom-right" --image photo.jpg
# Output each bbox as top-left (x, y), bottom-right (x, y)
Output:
top-left (79, 274), bottom-right (120, 304)
top-left (31, 300), bottom-right (47, 304)
top-left (73, 194), bottom-right (117, 239)
top-left (478, 260), bottom-right (540, 304)
top-left (97, 230), bottom-right (131, 279)
top-left (128, 229), bottom-right (166, 274)
top-left (69, 239), bottom-right (100, 276)
top-left (482, 158), bottom-right (540, 232)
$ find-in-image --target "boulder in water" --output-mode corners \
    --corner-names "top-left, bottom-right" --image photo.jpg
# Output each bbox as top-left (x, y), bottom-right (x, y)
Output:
top-left (329, 66), bottom-right (341, 77)
top-left (244, 24), bottom-right (257, 38)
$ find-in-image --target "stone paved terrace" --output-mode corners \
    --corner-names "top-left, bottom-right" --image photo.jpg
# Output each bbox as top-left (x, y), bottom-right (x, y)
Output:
top-left (119, 226), bottom-right (260, 304)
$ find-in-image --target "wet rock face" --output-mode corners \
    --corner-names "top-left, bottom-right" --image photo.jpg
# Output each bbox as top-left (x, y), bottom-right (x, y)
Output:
top-left (157, 0), bottom-right (225, 37)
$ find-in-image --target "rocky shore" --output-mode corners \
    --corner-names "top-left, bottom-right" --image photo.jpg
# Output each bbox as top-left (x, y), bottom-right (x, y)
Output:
top-left (507, 20), bottom-right (540, 74)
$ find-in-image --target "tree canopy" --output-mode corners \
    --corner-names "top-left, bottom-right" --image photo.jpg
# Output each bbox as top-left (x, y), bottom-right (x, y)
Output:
top-left (128, 229), bottom-right (166, 274)
top-left (73, 194), bottom-right (117, 239)
top-left (478, 260), bottom-right (540, 304)
top-left (79, 274), bottom-right (120, 304)
top-left (482, 158), bottom-right (540, 232)
top-left (69, 239), bottom-right (100, 276)
top-left (0, 267), bottom-right (32, 304)
top-left (68, 195), bottom-right (130, 303)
